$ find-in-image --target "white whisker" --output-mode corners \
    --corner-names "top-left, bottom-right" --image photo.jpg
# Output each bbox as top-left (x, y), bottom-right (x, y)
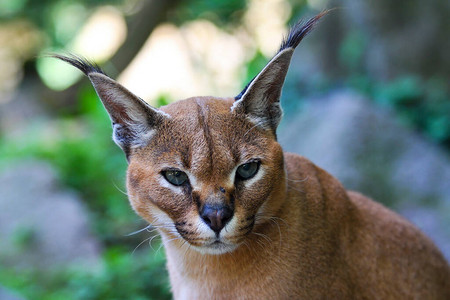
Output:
top-left (287, 176), bottom-right (309, 183)
top-left (112, 180), bottom-right (128, 196)
top-left (286, 183), bottom-right (306, 193)
top-left (132, 236), bottom-right (153, 255)
top-left (125, 224), bottom-right (153, 236)
top-left (148, 234), bottom-right (162, 251)
top-left (253, 231), bottom-right (272, 243)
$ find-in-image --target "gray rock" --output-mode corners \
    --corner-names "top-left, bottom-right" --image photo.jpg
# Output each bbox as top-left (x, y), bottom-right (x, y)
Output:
top-left (279, 90), bottom-right (450, 260)
top-left (0, 160), bottom-right (101, 270)
top-left (0, 287), bottom-right (25, 300)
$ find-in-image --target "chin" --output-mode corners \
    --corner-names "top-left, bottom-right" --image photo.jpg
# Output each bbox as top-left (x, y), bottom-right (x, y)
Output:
top-left (192, 241), bottom-right (239, 255)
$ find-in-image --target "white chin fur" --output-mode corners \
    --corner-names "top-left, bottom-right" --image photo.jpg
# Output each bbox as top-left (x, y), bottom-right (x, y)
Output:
top-left (191, 242), bottom-right (239, 255)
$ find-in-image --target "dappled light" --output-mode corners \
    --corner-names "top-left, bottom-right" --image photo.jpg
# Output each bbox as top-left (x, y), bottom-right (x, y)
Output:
top-left (71, 6), bottom-right (127, 61)
top-left (0, 20), bottom-right (42, 103)
top-left (119, 20), bottom-right (248, 102)
top-left (244, 0), bottom-right (291, 56)
top-left (38, 6), bottom-right (127, 90)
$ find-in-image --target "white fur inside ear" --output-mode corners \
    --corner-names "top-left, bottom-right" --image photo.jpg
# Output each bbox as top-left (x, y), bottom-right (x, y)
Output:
top-left (245, 115), bottom-right (272, 130)
top-left (88, 73), bottom-right (171, 150)
top-left (231, 49), bottom-right (293, 112)
top-left (230, 49), bottom-right (292, 131)
top-left (230, 97), bottom-right (243, 112)
top-left (155, 109), bottom-right (171, 119)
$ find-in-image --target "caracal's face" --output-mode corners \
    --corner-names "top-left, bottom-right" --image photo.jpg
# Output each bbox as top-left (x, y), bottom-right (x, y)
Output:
top-left (54, 11), bottom-right (321, 255)
top-left (126, 96), bottom-right (285, 254)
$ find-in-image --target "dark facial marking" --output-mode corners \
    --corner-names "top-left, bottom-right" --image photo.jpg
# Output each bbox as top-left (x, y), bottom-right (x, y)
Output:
top-left (192, 191), bottom-right (201, 209)
top-left (196, 101), bottom-right (214, 169)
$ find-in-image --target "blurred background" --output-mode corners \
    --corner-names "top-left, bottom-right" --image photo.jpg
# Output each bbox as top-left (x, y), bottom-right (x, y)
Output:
top-left (0, 0), bottom-right (449, 299)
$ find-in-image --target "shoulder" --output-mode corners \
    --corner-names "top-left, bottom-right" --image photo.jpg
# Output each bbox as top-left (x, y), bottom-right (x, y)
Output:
top-left (283, 152), bottom-right (342, 189)
top-left (283, 152), bottom-right (315, 173)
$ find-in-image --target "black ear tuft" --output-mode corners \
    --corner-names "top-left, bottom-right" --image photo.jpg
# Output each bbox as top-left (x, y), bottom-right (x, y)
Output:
top-left (279, 10), bottom-right (328, 52)
top-left (50, 53), bottom-right (106, 76)
top-left (52, 53), bottom-right (169, 160)
top-left (235, 11), bottom-right (328, 102)
top-left (232, 12), bottom-right (328, 133)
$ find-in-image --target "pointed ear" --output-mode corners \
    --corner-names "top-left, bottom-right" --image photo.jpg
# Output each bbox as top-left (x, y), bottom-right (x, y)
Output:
top-left (52, 54), bottom-right (169, 158)
top-left (232, 12), bottom-right (327, 132)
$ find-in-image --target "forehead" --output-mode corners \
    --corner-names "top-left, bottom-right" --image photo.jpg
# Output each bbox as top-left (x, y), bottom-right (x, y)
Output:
top-left (160, 96), bottom-right (234, 118)
top-left (160, 96), bottom-right (237, 141)
top-left (149, 96), bottom-right (270, 179)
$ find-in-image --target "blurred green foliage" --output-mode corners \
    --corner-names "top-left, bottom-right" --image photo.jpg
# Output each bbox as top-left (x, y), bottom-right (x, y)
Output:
top-left (373, 76), bottom-right (450, 146)
top-left (0, 0), bottom-right (122, 48)
top-left (336, 29), bottom-right (450, 148)
top-left (0, 86), bottom-right (138, 244)
top-left (171, 0), bottom-right (247, 28)
top-left (0, 84), bottom-right (170, 298)
top-left (0, 247), bottom-right (170, 300)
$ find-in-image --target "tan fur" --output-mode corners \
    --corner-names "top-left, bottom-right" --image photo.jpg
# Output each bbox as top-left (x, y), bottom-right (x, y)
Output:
top-left (54, 14), bottom-right (450, 298)
top-left (125, 96), bottom-right (450, 299)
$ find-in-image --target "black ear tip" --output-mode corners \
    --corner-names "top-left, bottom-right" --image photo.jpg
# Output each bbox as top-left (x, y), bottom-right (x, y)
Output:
top-left (235, 11), bottom-right (328, 101)
top-left (49, 53), bottom-right (106, 76)
top-left (279, 10), bottom-right (329, 52)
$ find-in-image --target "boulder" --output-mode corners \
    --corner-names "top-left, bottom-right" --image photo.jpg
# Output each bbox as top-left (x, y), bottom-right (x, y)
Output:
top-left (0, 287), bottom-right (24, 300)
top-left (0, 160), bottom-right (101, 270)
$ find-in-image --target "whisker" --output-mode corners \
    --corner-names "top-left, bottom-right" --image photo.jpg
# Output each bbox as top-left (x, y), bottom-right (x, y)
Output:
top-left (182, 240), bottom-right (192, 258)
top-left (286, 176), bottom-right (309, 183)
top-left (157, 237), bottom-right (180, 254)
top-left (255, 215), bottom-right (288, 228)
top-left (112, 180), bottom-right (128, 196)
top-left (268, 217), bottom-right (282, 256)
top-left (148, 234), bottom-right (162, 252)
top-left (286, 183), bottom-right (306, 194)
top-left (270, 216), bottom-right (289, 228)
top-left (132, 236), bottom-right (153, 255)
top-left (242, 240), bottom-right (252, 253)
top-left (253, 231), bottom-right (272, 243)
top-left (253, 236), bottom-right (266, 250)
top-left (228, 249), bottom-right (237, 265)
top-left (125, 224), bottom-right (153, 236)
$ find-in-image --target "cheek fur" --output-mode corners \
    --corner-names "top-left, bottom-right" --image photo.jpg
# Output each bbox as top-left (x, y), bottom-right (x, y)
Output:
top-left (127, 171), bottom-right (192, 224)
top-left (237, 168), bottom-right (274, 213)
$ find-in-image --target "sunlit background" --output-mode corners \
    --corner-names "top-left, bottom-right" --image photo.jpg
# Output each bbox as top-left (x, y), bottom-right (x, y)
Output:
top-left (0, 0), bottom-right (449, 299)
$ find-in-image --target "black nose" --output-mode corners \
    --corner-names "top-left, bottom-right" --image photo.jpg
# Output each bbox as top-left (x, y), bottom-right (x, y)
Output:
top-left (200, 204), bottom-right (233, 234)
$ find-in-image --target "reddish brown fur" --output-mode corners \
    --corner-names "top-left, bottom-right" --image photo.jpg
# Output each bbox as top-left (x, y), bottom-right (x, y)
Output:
top-left (125, 96), bottom-right (450, 299)
top-left (54, 13), bottom-right (450, 298)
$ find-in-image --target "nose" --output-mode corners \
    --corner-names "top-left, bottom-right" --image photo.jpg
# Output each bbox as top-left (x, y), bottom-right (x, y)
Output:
top-left (200, 204), bottom-right (233, 234)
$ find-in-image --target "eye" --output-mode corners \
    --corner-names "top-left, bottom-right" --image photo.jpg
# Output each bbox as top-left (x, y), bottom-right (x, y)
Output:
top-left (236, 161), bottom-right (260, 180)
top-left (162, 169), bottom-right (188, 186)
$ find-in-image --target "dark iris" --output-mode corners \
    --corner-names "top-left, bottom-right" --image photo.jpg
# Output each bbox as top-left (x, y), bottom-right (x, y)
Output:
top-left (236, 161), bottom-right (260, 180)
top-left (163, 169), bottom-right (188, 186)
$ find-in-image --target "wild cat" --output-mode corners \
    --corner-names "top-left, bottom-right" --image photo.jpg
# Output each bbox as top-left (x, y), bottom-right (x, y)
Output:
top-left (54, 12), bottom-right (449, 299)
